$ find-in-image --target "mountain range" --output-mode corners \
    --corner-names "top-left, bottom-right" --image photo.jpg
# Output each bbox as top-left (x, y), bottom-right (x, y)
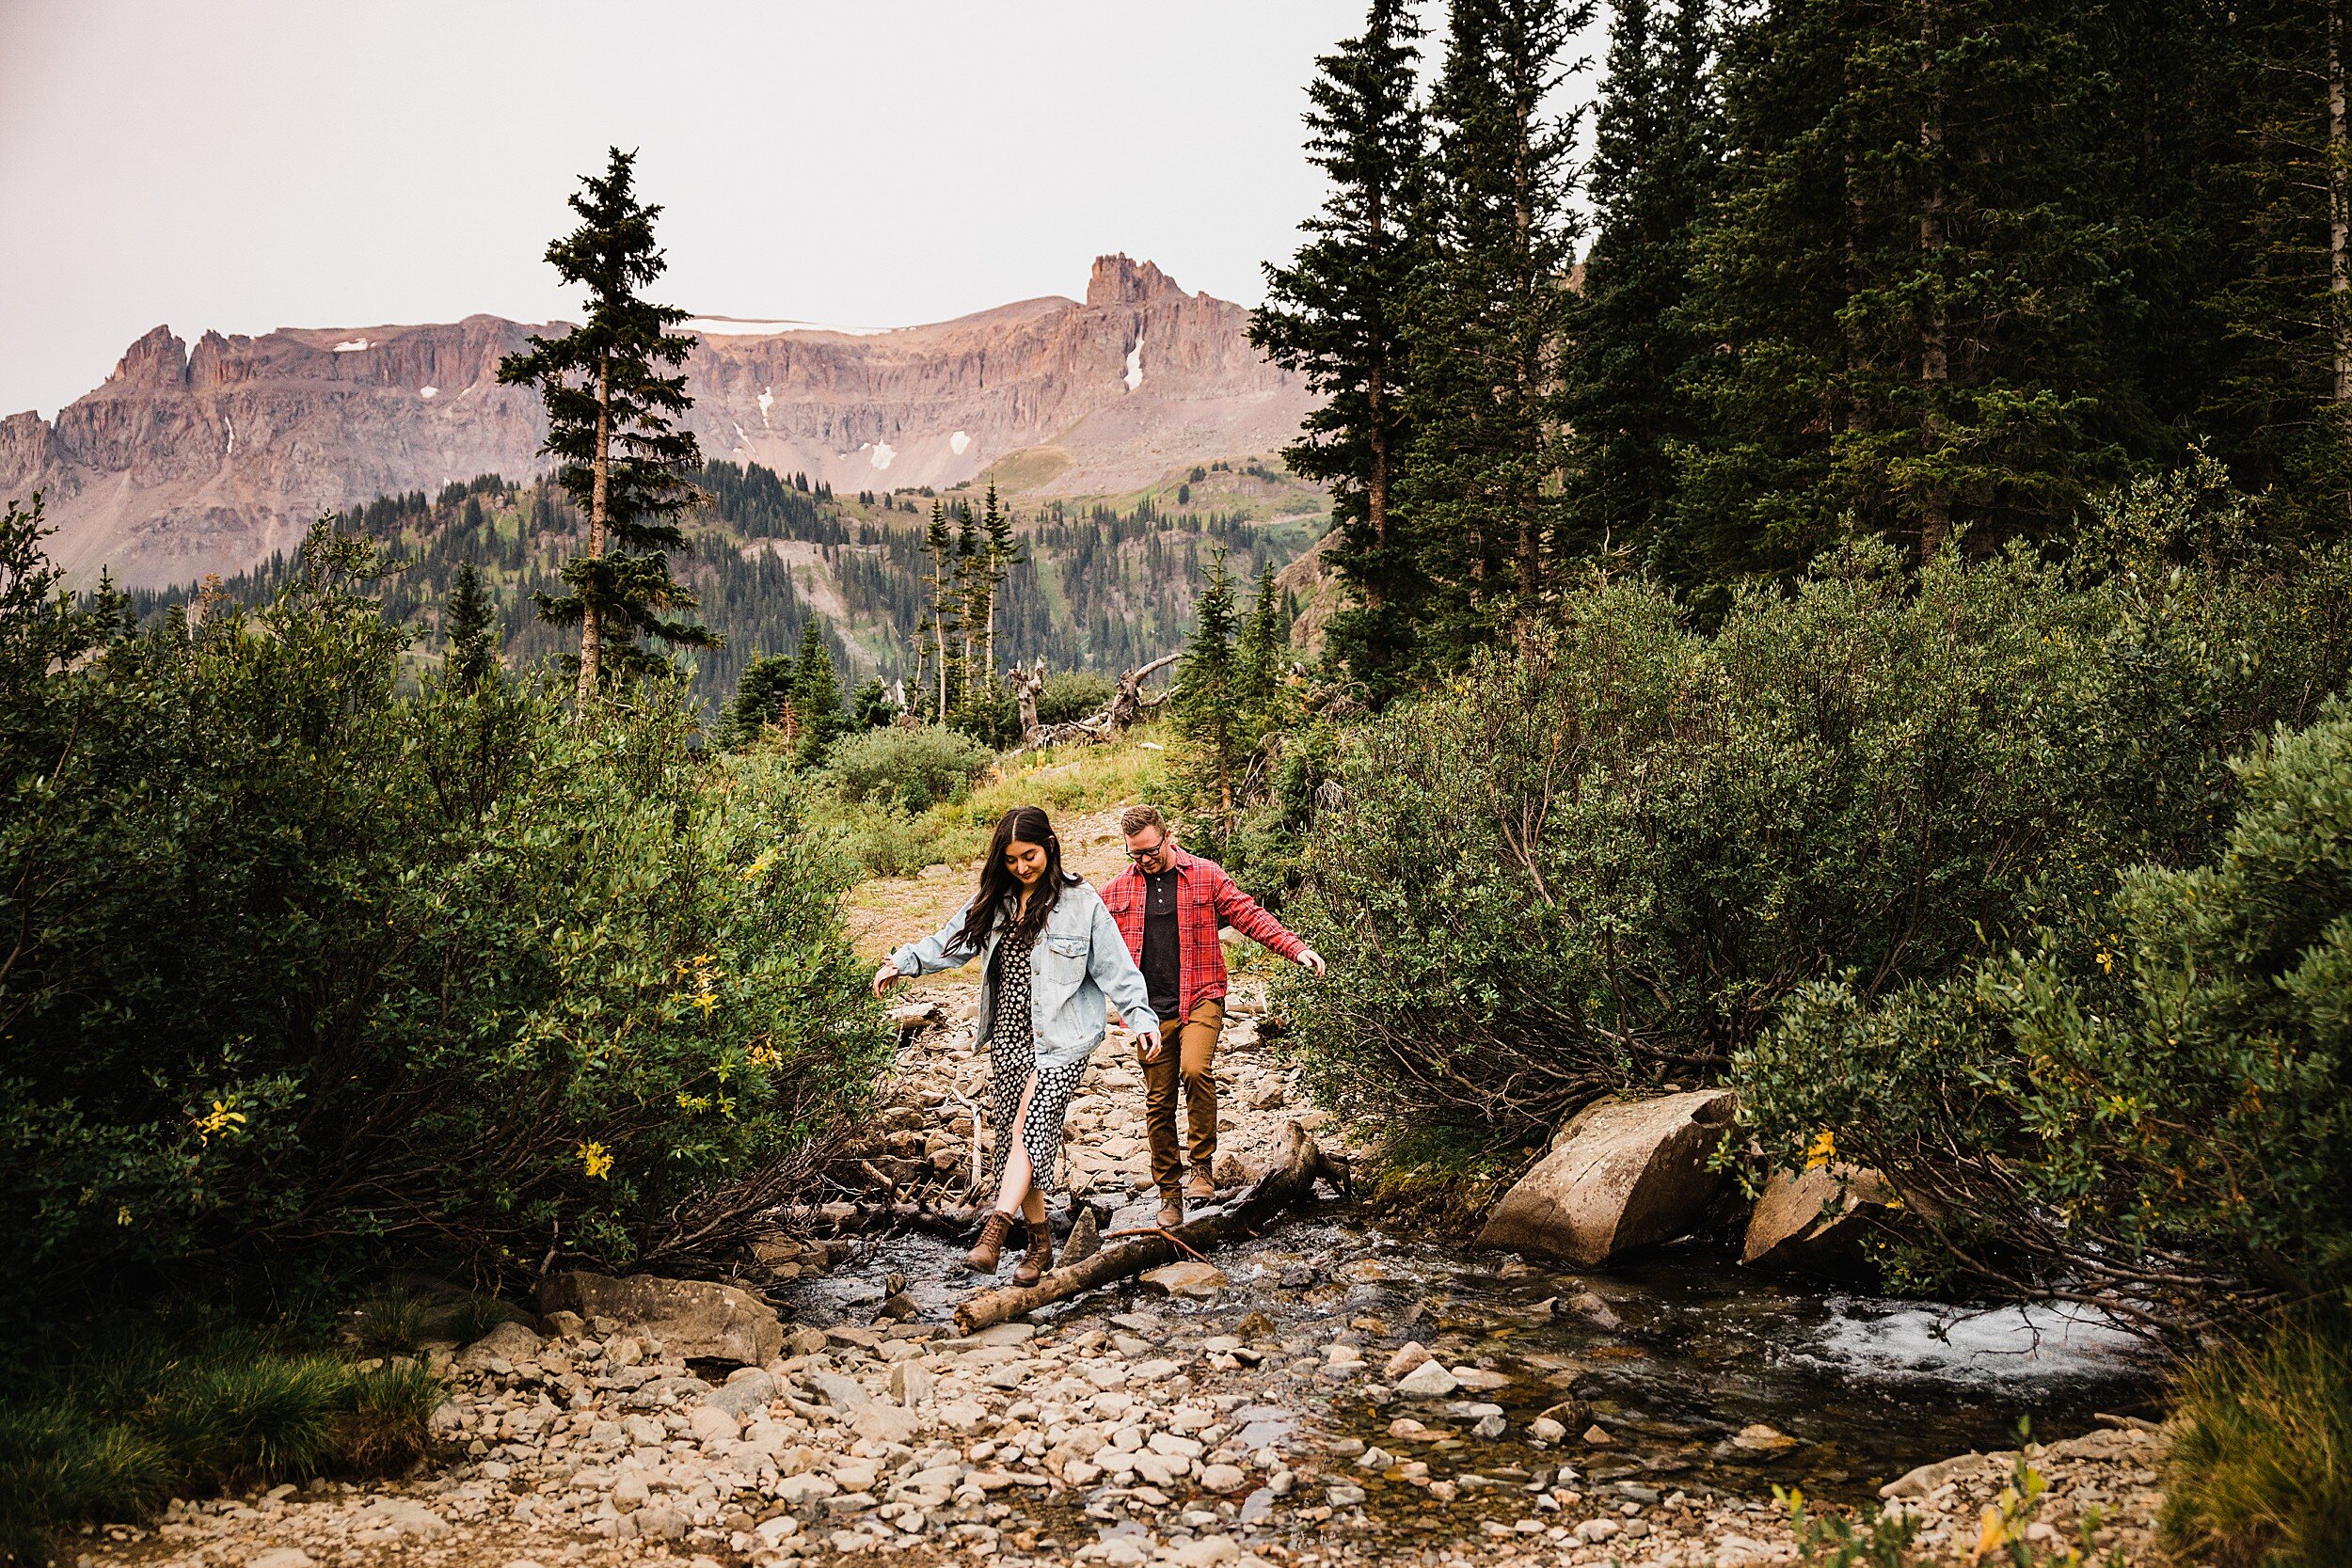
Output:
top-left (0, 255), bottom-right (1317, 590)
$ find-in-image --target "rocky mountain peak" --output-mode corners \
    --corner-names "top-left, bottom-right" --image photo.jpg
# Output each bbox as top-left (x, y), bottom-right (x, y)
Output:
top-left (11, 259), bottom-right (1315, 590)
top-left (1087, 254), bottom-right (1185, 308)
top-left (106, 325), bottom-right (188, 390)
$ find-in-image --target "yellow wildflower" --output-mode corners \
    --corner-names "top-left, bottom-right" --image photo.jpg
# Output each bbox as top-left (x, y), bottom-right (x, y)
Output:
top-left (578, 1141), bottom-right (613, 1180)
top-left (193, 1098), bottom-right (248, 1145)
top-left (1804, 1129), bottom-right (1837, 1171)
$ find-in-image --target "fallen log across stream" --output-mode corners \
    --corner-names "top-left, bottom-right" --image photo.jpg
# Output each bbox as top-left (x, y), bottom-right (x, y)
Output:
top-left (954, 1120), bottom-right (1346, 1335)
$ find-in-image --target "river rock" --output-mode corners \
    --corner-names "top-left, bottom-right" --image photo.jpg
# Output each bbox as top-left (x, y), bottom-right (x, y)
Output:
top-left (1141, 1259), bottom-right (1228, 1298)
top-left (453, 1318), bottom-right (542, 1371)
top-left (705, 1368), bottom-right (779, 1418)
top-left (1383, 1341), bottom-right (1434, 1381)
top-left (535, 1271), bottom-right (781, 1365)
top-left (688, 1402), bottom-right (739, 1443)
top-left (1395, 1360), bottom-right (1459, 1398)
top-left (1475, 1089), bottom-right (1736, 1265)
top-left (1742, 1163), bottom-right (1894, 1271)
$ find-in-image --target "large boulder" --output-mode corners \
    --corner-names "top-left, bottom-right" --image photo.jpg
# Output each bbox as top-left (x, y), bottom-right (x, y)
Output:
top-left (1741, 1164), bottom-right (1895, 1272)
top-left (1475, 1089), bottom-right (1736, 1265)
top-left (535, 1272), bottom-right (783, 1366)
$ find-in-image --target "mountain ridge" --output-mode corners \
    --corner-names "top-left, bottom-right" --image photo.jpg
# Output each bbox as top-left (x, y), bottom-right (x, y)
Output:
top-left (1, 255), bottom-right (1317, 588)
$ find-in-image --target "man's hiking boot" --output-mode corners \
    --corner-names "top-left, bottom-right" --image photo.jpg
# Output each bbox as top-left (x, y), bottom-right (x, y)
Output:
top-left (966, 1211), bottom-right (1014, 1274)
top-left (1157, 1192), bottom-right (1184, 1228)
top-left (1184, 1170), bottom-right (1217, 1202)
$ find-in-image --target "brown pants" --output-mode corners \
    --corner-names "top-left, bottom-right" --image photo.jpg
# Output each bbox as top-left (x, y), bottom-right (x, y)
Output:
top-left (1144, 998), bottom-right (1224, 1193)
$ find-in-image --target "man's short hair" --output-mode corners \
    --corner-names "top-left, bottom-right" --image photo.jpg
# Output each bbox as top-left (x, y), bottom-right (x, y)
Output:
top-left (1120, 804), bottom-right (1167, 838)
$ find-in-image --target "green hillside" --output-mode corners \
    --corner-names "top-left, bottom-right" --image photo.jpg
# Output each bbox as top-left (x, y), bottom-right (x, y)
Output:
top-left (127, 459), bottom-right (1326, 713)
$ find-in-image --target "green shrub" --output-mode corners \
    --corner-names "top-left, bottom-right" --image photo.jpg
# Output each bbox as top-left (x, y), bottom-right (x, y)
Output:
top-left (2163, 1310), bottom-right (2352, 1567)
top-left (1740, 695), bottom-right (2352, 1312)
top-left (822, 723), bottom-right (994, 813)
top-left (1036, 670), bottom-right (1115, 725)
top-left (0, 504), bottom-right (889, 1306)
top-left (1284, 465), bottom-right (2352, 1156)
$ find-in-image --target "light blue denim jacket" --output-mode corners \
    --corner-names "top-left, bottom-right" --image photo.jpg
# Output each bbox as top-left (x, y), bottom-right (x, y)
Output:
top-left (889, 879), bottom-right (1160, 1071)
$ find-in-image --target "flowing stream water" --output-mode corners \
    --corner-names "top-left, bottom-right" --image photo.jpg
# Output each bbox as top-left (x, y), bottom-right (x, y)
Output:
top-left (783, 1192), bottom-right (2164, 1510)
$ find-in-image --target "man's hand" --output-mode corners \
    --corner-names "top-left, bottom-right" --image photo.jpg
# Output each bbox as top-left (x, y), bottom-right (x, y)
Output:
top-left (870, 961), bottom-right (902, 999)
top-left (1295, 947), bottom-right (1328, 978)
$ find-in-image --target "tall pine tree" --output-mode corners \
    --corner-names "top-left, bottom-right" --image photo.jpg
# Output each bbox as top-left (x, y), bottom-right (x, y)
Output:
top-left (1677, 0), bottom-right (2143, 569)
top-left (916, 499), bottom-right (961, 719)
top-left (1403, 0), bottom-right (1593, 660)
top-left (1173, 550), bottom-right (1245, 834)
top-left (499, 148), bottom-right (714, 702)
top-left (721, 651), bottom-right (797, 751)
top-left (790, 619), bottom-right (847, 763)
top-left (1251, 0), bottom-right (1430, 698)
top-left (2191, 0), bottom-right (2352, 533)
top-left (1562, 0), bottom-right (1719, 584)
top-left (1235, 559), bottom-right (1292, 727)
top-left (441, 561), bottom-right (499, 689)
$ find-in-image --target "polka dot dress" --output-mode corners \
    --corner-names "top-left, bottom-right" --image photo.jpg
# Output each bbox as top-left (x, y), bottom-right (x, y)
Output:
top-left (987, 930), bottom-right (1087, 1201)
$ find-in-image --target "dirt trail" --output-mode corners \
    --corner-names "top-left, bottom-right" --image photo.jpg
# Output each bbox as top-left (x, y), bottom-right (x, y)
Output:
top-left (844, 808), bottom-right (1134, 964)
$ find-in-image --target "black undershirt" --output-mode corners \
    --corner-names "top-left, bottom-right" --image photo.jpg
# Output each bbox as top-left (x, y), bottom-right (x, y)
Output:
top-left (1141, 866), bottom-right (1181, 1020)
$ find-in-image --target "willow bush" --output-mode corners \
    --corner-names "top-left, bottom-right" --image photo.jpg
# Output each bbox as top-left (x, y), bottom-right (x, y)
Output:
top-left (1742, 698), bottom-right (2352, 1322)
top-left (0, 503), bottom-right (887, 1310)
top-left (1284, 465), bottom-right (2352, 1158)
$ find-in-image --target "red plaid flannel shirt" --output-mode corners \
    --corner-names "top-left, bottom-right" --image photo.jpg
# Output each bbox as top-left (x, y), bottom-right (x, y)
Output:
top-left (1100, 847), bottom-right (1307, 1024)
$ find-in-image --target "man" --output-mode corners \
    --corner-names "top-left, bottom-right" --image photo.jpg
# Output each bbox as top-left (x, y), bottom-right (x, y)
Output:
top-left (1099, 805), bottom-right (1326, 1227)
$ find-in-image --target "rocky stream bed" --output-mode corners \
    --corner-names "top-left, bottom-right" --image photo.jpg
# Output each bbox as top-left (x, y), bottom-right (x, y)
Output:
top-left (75, 980), bottom-right (2195, 1568)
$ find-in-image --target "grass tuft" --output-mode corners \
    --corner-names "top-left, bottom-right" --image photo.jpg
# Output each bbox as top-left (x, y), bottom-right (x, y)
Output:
top-left (2162, 1307), bottom-right (2352, 1568)
top-left (348, 1286), bottom-right (516, 1354)
top-left (0, 1315), bottom-right (444, 1559)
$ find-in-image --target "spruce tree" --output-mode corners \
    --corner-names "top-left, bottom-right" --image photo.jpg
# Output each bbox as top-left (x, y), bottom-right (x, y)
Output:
top-left (1562, 0), bottom-right (1719, 583)
top-left (978, 483), bottom-right (1021, 680)
top-left (2190, 0), bottom-right (2352, 534)
top-left (1677, 0), bottom-right (2142, 569)
top-left (442, 561), bottom-right (499, 689)
top-left (850, 677), bottom-right (896, 730)
top-left (918, 500), bottom-right (960, 718)
top-left (1236, 559), bottom-right (1290, 726)
top-left (1404, 0), bottom-right (1592, 659)
top-left (1174, 550), bottom-right (1244, 834)
top-left (952, 500), bottom-right (984, 708)
top-left (1251, 0), bottom-right (1431, 698)
top-left (498, 148), bottom-right (714, 701)
top-left (789, 619), bottom-right (847, 763)
top-left (721, 651), bottom-right (797, 751)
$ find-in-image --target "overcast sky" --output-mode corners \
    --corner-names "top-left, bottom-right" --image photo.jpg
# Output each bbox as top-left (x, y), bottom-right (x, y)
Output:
top-left (0, 1), bottom-right (1604, 420)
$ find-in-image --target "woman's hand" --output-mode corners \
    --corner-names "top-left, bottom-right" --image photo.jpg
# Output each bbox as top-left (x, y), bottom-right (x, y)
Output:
top-left (870, 961), bottom-right (902, 999)
top-left (1137, 1030), bottom-right (1169, 1065)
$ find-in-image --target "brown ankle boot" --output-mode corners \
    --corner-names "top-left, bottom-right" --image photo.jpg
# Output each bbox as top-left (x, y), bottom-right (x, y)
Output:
top-left (1011, 1225), bottom-right (1055, 1288)
top-left (966, 1211), bottom-right (1014, 1274)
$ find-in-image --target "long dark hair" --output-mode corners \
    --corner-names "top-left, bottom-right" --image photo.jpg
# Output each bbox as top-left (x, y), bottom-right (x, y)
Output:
top-left (952, 804), bottom-right (1079, 955)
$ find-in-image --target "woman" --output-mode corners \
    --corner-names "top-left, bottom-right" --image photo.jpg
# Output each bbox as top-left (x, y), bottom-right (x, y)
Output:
top-left (872, 805), bottom-right (1159, 1286)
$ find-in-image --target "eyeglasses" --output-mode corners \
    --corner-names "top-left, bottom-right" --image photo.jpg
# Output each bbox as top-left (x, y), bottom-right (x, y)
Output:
top-left (1127, 839), bottom-right (1167, 860)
